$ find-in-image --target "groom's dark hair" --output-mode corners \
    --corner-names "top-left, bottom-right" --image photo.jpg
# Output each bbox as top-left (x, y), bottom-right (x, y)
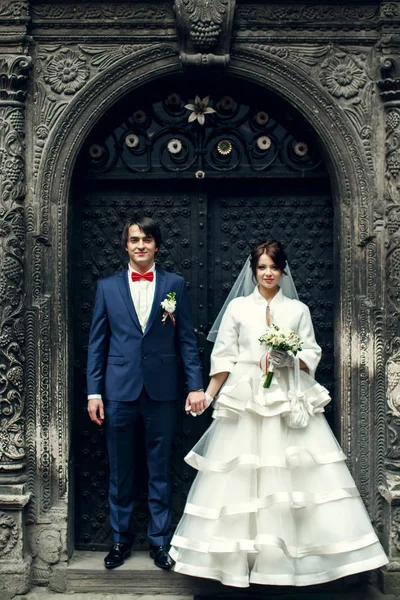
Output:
top-left (122, 216), bottom-right (162, 250)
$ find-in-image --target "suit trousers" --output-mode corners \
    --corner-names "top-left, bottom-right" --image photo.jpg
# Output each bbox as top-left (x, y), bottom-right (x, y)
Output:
top-left (104, 388), bottom-right (179, 546)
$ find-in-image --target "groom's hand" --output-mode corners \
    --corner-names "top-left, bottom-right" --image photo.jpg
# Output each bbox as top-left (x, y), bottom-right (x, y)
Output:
top-left (88, 398), bottom-right (105, 426)
top-left (185, 391), bottom-right (207, 415)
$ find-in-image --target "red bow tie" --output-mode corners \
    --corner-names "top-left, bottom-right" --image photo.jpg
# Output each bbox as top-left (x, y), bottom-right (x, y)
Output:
top-left (131, 271), bottom-right (154, 282)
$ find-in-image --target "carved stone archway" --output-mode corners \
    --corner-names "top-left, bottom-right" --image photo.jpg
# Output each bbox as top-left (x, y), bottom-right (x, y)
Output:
top-left (28, 38), bottom-right (382, 550)
top-left (0, 33), bottom-right (381, 592)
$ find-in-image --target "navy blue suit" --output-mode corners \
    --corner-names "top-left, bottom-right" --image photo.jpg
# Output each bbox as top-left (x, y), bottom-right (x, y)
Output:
top-left (87, 267), bottom-right (203, 546)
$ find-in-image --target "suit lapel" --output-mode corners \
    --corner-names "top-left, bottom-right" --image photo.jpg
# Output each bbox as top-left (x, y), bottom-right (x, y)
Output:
top-left (116, 270), bottom-right (142, 333)
top-left (144, 268), bottom-right (167, 337)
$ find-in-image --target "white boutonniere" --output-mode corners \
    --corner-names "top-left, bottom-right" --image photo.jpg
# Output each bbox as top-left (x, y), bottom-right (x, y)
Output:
top-left (161, 292), bottom-right (177, 326)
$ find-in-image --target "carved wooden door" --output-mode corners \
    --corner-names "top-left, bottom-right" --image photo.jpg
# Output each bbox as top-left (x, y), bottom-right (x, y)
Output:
top-left (72, 178), bottom-right (333, 550)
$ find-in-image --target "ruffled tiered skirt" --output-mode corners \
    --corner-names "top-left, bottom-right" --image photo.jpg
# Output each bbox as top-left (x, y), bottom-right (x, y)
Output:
top-left (170, 364), bottom-right (388, 587)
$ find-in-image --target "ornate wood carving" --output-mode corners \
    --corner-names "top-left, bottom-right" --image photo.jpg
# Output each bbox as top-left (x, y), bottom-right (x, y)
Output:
top-left (175, 0), bottom-right (236, 67)
top-left (0, 55), bottom-right (30, 475)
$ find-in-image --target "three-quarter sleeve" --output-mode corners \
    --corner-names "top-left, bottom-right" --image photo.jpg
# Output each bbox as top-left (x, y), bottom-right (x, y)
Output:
top-left (210, 300), bottom-right (240, 376)
top-left (296, 305), bottom-right (321, 378)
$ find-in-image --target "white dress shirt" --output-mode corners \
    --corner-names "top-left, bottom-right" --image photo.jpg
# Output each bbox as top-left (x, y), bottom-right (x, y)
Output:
top-left (128, 263), bottom-right (156, 332)
top-left (88, 263), bottom-right (156, 401)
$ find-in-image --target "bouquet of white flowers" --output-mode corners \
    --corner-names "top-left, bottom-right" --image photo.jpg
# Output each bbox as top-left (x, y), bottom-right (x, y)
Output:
top-left (258, 325), bottom-right (303, 388)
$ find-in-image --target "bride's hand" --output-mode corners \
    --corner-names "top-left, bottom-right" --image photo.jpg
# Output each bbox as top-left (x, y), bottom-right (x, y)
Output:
top-left (185, 390), bottom-right (208, 415)
top-left (270, 350), bottom-right (294, 368)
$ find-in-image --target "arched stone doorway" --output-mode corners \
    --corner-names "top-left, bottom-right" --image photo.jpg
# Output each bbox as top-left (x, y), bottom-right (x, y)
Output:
top-left (26, 45), bottom-right (383, 579)
top-left (70, 74), bottom-right (334, 550)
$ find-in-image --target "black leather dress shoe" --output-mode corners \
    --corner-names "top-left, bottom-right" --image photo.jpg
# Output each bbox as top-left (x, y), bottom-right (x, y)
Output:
top-left (104, 542), bottom-right (131, 569)
top-left (149, 545), bottom-right (175, 570)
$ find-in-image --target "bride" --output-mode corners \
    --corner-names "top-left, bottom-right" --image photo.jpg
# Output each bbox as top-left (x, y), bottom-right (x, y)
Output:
top-left (170, 240), bottom-right (388, 587)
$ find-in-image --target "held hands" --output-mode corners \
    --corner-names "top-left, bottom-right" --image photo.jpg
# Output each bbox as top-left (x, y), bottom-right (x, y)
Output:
top-left (185, 390), bottom-right (210, 416)
top-left (88, 398), bottom-right (105, 426)
top-left (269, 350), bottom-right (294, 369)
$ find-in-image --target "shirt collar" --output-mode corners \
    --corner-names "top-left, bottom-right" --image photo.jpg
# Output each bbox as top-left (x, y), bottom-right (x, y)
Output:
top-left (128, 263), bottom-right (156, 276)
top-left (253, 285), bottom-right (284, 307)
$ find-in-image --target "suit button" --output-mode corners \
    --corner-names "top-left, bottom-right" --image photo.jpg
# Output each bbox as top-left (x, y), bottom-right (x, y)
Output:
top-left (142, 355), bottom-right (146, 359)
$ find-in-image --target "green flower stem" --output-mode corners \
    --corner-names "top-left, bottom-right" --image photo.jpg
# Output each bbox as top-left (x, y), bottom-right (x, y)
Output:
top-left (263, 371), bottom-right (274, 389)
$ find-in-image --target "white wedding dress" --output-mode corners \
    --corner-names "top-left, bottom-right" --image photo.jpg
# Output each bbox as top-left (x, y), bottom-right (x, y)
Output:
top-left (170, 287), bottom-right (388, 587)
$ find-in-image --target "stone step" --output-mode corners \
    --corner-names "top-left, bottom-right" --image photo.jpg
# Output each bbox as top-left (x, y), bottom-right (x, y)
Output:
top-left (47, 551), bottom-right (391, 599)
top-left (55, 550), bottom-right (258, 596)
top-left (52, 551), bottom-right (226, 595)
top-left (15, 584), bottom-right (398, 600)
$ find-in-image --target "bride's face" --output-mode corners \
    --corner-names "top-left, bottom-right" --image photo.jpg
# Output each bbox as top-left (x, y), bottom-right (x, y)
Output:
top-left (256, 252), bottom-right (282, 291)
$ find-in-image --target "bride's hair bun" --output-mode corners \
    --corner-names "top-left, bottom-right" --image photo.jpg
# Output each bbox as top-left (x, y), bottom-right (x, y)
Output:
top-left (250, 240), bottom-right (287, 277)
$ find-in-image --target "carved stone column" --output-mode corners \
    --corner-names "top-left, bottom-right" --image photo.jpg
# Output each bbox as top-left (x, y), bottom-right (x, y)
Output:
top-left (0, 53), bottom-right (32, 597)
top-left (377, 17), bottom-right (400, 590)
top-left (0, 55), bottom-right (30, 475)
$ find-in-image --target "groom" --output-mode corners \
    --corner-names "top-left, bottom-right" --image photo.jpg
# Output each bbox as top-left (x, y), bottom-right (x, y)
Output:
top-left (87, 216), bottom-right (207, 570)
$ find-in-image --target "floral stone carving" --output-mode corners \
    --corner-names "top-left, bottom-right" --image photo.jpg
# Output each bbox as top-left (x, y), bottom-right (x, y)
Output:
top-left (43, 49), bottom-right (90, 96)
top-left (320, 52), bottom-right (367, 99)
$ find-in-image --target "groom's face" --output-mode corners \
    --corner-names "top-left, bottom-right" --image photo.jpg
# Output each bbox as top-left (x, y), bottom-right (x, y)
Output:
top-left (126, 224), bottom-right (158, 271)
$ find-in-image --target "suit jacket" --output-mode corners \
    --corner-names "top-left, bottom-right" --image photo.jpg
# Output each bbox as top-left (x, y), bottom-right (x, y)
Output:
top-left (86, 267), bottom-right (203, 401)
